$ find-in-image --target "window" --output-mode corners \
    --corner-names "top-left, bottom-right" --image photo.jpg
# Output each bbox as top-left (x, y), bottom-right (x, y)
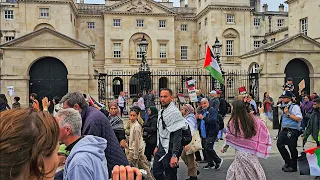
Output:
top-left (300, 17), bottom-right (308, 35)
top-left (159, 44), bottom-right (167, 58)
top-left (113, 43), bottom-right (121, 58)
top-left (254, 18), bottom-right (260, 27)
top-left (199, 45), bottom-right (202, 58)
top-left (70, 14), bottom-right (72, 22)
top-left (159, 20), bottom-right (166, 28)
top-left (198, 22), bottom-right (201, 30)
top-left (278, 19), bottom-right (284, 27)
top-left (5, 36), bottom-right (14, 42)
top-left (39, 8), bottom-right (49, 18)
top-left (136, 45), bottom-right (143, 59)
top-left (181, 46), bottom-right (188, 60)
top-left (205, 42), bottom-right (207, 48)
top-left (198, 0), bottom-right (201, 6)
top-left (74, 19), bottom-right (75, 26)
top-left (227, 77), bottom-right (234, 89)
top-left (271, 38), bottom-right (276, 43)
top-left (87, 22), bottom-right (95, 29)
top-left (226, 40), bottom-right (234, 56)
top-left (227, 14), bottom-right (235, 23)
top-left (136, 20), bottom-right (144, 27)
top-left (4, 10), bottom-right (14, 20)
top-left (181, 24), bottom-right (187, 31)
top-left (113, 19), bottom-right (121, 27)
top-left (205, 17), bottom-right (207, 26)
top-left (253, 41), bottom-right (261, 48)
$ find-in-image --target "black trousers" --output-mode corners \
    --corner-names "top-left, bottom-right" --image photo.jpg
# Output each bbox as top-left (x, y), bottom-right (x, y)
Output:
top-left (119, 106), bottom-right (124, 117)
top-left (145, 143), bottom-right (156, 161)
top-left (205, 136), bottom-right (221, 166)
top-left (153, 145), bottom-right (178, 180)
top-left (277, 129), bottom-right (299, 169)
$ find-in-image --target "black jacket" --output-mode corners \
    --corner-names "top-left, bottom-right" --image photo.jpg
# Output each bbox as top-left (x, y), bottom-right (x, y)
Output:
top-left (143, 114), bottom-right (157, 144)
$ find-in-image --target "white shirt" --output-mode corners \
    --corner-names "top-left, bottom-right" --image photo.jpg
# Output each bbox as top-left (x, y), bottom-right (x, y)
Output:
top-left (290, 104), bottom-right (303, 120)
top-left (118, 96), bottom-right (125, 107)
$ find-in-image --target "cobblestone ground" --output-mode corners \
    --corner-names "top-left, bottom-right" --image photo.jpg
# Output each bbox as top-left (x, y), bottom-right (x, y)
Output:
top-left (123, 115), bottom-right (316, 180)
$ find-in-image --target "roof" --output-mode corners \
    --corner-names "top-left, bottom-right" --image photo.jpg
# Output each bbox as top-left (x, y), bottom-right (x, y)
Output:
top-left (240, 33), bottom-right (320, 58)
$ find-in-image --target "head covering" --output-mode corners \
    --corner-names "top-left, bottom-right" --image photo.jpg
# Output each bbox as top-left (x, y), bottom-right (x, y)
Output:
top-left (58, 144), bottom-right (69, 156)
top-left (182, 104), bottom-right (195, 115)
top-left (279, 90), bottom-right (294, 98)
top-left (209, 90), bottom-right (217, 95)
top-left (149, 106), bottom-right (158, 117)
top-left (238, 86), bottom-right (247, 95)
top-left (108, 102), bottom-right (118, 109)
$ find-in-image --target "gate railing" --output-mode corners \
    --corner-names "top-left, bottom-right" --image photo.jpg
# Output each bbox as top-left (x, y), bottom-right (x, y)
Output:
top-left (97, 69), bottom-right (259, 109)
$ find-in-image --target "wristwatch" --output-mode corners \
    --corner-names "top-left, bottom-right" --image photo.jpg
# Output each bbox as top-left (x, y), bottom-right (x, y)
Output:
top-left (172, 154), bottom-right (177, 158)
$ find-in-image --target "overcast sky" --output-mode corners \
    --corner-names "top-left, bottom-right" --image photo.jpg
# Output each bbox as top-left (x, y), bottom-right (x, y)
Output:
top-left (86, 0), bottom-right (288, 11)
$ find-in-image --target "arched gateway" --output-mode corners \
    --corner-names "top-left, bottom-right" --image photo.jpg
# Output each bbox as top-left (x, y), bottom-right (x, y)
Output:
top-left (29, 57), bottom-right (68, 105)
top-left (284, 58), bottom-right (310, 94)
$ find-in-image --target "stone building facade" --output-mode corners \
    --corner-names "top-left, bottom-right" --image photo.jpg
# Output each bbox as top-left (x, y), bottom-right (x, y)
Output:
top-left (0, 0), bottom-right (318, 106)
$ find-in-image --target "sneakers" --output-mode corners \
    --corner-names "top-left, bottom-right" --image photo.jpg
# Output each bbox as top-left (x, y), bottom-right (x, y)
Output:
top-left (214, 158), bottom-right (224, 170)
top-left (203, 164), bottom-right (215, 170)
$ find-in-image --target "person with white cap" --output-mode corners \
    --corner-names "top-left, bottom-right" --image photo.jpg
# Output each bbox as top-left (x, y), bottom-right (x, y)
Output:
top-left (209, 90), bottom-right (220, 112)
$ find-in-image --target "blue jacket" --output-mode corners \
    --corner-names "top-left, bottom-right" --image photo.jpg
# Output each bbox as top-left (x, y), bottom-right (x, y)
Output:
top-left (81, 106), bottom-right (129, 175)
top-left (202, 107), bottom-right (219, 137)
top-left (63, 135), bottom-right (108, 180)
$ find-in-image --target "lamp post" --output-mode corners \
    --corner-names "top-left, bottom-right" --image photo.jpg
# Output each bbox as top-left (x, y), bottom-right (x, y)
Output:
top-left (137, 34), bottom-right (151, 93)
top-left (211, 37), bottom-right (224, 93)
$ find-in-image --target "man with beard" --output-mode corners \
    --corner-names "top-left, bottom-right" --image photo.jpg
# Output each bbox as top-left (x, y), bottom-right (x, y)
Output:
top-left (153, 88), bottom-right (187, 180)
top-left (277, 90), bottom-right (302, 172)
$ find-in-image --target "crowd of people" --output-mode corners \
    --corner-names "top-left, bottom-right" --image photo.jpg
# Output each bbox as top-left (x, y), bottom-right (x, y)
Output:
top-left (1, 76), bottom-right (320, 180)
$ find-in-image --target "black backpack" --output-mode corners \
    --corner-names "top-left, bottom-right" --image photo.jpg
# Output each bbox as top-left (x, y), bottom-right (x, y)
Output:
top-left (218, 114), bottom-right (224, 130)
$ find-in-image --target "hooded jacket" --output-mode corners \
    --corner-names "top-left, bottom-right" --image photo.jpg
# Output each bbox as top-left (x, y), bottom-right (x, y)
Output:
top-left (64, 135), bottom-right (108, 180)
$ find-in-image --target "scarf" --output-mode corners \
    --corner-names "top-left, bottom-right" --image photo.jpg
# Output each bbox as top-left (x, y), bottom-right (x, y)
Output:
top-left (157, 102), bottom-right (187, 161)
top-left (301, 101), bottom-right (313, 114)
top-left (109, 115), bottom-right (124, 130)
top-left (226, 116), bottom-right (272, 159)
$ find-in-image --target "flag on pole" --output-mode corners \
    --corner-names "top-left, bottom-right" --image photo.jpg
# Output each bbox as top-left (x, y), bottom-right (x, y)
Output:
top-left (88, 94), bottom-right (106, 109)
top-left (298, 79), bottom-right (305, 95)
top-left (204, 46), bottom-right (224, 85)
top-left (298, 147), bottom-right (320, 176)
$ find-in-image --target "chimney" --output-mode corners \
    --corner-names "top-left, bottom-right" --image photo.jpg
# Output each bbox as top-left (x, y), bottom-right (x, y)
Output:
top-left (279, 4), bottom-right (284, 12)
top-left (256, 0), bottom-right (261, 12)
top-left (180, 0), bottom-right (185, 7)
top-left (80, 0), bottom-right (84, 3)
top-left (262, 4), bottom-right (268, 12)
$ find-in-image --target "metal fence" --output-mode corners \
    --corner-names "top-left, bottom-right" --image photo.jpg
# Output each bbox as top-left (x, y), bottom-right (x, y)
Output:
top-left (97, 70), bottom-right (259, 109)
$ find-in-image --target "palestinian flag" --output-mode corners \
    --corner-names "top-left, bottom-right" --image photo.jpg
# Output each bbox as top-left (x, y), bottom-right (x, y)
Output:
top-left (298, 147), bottom-right (320, 176)
top-left (204, 46), bottom-right (224, 85)
top-left (88, 94), bottom-right (106, 109)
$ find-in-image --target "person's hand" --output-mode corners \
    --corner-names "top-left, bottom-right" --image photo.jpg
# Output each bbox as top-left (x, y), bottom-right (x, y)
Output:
top-left (170, 156), bottom-right (179, 168)
top-left (198, 114), bottom-right (204, 119)
top-left (153, 147), bottom-right (158, 156)
top-left (221, 148), bottom-right (226, 153)
top-left (42, 97), bottom-right (50, 111)
top-left (184, 144), bottom-right (189, 152)
top-left (120, 139), bottom-right (127, 149)
top-left (112, 165), bottom-right (142, 180)
top-left (93, 104), bottom-right (101, 110)
top-left (284, 107), bottom-right (289, 115)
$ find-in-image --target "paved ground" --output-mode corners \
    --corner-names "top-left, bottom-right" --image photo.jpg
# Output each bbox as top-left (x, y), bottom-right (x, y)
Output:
top-left (124, 115), bottom-right (317, 180)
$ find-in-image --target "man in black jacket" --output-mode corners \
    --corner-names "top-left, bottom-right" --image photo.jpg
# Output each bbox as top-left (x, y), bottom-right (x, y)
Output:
top-left (153, 88), bottom-right (187, 180)
top-left (199, 98), bottom-right (223, 170)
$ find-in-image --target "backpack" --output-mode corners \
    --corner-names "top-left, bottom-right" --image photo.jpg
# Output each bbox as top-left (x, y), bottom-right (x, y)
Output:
top-left (181, 125), bottom-right (192, 146)
top-left (217, 114), bottom-right (224, 130)
top-left (219, 98), bottom-right (228, 116)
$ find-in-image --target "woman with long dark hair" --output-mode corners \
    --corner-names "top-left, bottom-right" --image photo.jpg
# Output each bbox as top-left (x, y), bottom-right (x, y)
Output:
top-left (301, 95), bottom-right (313, 130)
top-left (0, 94), bottom-right (11, 112)
top-left (221, 100), bottom-right (271, 180)
top-left (263, 92), bottom-right (274, 121)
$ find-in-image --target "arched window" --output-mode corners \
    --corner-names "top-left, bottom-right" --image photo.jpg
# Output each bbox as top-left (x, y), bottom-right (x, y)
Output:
top-left (249, 63), bottom-right (260, 73)
top-left (227, 77), bottom-right (234, 89)
top-left (159, 77), bottom-right (168, 91)
top-left (113, 77), bottom-right (123, 98)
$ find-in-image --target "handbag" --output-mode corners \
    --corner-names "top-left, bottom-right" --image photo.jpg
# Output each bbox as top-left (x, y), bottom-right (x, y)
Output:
top-left (186, 130), bottom-right (203, 155)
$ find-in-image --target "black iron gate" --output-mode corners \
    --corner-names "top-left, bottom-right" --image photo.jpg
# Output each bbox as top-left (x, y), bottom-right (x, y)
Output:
top-left (97, 70), bottom-right (259, 106)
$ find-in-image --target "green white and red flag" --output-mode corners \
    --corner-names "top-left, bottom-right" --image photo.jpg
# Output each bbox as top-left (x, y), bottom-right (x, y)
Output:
top-left (204, 45), bottom-right (224, 85)
top-left (299, 147), bottom-right (320, 176)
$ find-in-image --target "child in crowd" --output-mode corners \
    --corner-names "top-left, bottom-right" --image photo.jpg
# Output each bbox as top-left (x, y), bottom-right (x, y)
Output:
top-left (127, 107), bottom-right (154, 180)
top-left (12, 96), bottom-right (21, 108)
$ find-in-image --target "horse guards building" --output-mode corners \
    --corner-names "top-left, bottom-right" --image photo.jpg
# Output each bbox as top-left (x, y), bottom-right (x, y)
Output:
top-left (0, 0), bottom-right (319, 106)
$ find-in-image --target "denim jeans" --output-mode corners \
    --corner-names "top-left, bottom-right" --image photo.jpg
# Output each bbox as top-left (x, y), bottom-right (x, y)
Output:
top-left (217, 128), bottom-right (226, 139)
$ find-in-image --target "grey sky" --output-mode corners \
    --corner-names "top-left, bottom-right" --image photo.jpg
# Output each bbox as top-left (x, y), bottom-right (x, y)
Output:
top-left (86, 0), bottom-right (288, 11)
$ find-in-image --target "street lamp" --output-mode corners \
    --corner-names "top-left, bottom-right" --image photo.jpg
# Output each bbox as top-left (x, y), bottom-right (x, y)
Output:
top-left (137, 34), bottom-right (151, 94)
top-left (212, 37), bottom-right (223, 72)
top-left (138, 34), bottom-right (150, 71)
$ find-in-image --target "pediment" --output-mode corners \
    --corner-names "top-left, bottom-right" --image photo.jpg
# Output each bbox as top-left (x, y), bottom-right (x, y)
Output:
top-left (271, 36), bottom-right (320, 51)
top-left (0, 28), bottom-right (92, 50)
top-left (106, 0), bottom-right (176, 14)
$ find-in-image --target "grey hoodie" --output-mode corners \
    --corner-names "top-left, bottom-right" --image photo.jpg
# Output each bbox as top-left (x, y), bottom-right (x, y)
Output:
top-left (63, 135), bottom-right (108, 180)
